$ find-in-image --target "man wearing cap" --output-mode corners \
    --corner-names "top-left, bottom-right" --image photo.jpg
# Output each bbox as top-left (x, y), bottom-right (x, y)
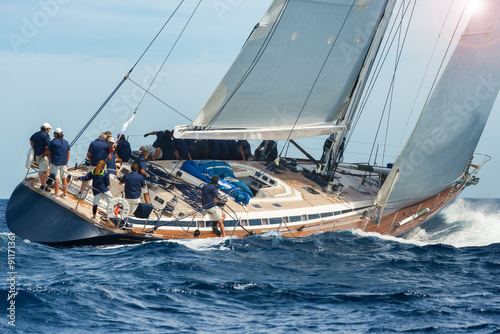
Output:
top-left (30, 122), bottom-right (52, 191)
top-left (201, 175), bottom-right (226, 237)
top-left (48, 128), bottom-right (70, 198)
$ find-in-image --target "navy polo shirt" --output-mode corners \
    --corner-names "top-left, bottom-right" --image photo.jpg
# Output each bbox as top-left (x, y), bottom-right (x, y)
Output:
top-left (88, 139), bottom-right (110, 166)
top-left (174, 138), bottom-right (189, 160)
top-left (48, 138), bottom-right (70, 166)
top-left (30, 130), bottom-right (50, 156)
top-left (201, 183), bottom-right (218, 209)
top-left (228, 140), bottom-right (241, 160)
top-left (115, 140), bottom-right (132, 162)
top-left (219, 140), bottom-right (229, 160)
top-left (135, 157), bottom-right (148, 178)
top-left (238, 140), bottom-right (251, 159)
top-left (121, 172), bottom-right (145, 199)
top-left (186, 139), bottom-right (198, 160)
top-left (153, 131), bottom-right (177, 160)
top-left (107, 153), bottom-right (117, 175)
top-left (208, 140), bottom-right (221, 160)
top-left (80, 169), bottom-right (110, 195)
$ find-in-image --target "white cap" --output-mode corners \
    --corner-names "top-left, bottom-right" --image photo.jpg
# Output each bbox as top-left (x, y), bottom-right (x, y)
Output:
top-left (54, 128), bottom-right (63, 134)
top-left (42, 122), bottom-right (52, 129)
top-left (108, 137), bottom-right (115, 143)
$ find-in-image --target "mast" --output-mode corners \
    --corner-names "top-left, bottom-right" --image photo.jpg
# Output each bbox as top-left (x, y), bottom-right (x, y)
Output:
top-left (317, 0), bottom-right (397, 177)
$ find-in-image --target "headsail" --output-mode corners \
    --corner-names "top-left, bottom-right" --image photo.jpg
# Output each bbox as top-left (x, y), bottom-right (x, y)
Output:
top-left (380, 0), bottom-right (500, 209)
top-left (176, 0), bottom-right (393, 140)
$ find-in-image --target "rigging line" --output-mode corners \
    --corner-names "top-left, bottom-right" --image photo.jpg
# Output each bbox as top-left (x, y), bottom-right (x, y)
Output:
top-left (69, 76), bottom-right (127, 148)
top-left (347, 0), bottom-right (412, 147)
top-left (347, 0), bottom-right (409, 141)
top-left (69, 1), bottom-right (186, 148)
top-left (348, 1), bottom-right (409, 140)
top-left (278, 0), bottom-right (358, 159)
top-left (69, 0), bottom-right (184, 148)
top-left (128, 78), bottom-right (192, 122)
top-left (131, 0), bottom-right (187, 71)
top-left (398, 0), bottom-right (457, 147)
top-left (395, 0), bottom-right (470, 168)
top-left (382, 0), bottom-right (417, 166)
top-left (131, 0), bottom-right (203, 117)
top-left (205, 0), bottom-right (290, 128)
top-left (367, 0), bottom-right (416, 165)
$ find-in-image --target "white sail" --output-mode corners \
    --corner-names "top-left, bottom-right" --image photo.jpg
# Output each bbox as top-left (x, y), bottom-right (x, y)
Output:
top-left (176, 0), bottom-right (392, 140)
top-left (384, 0), bottom-right (500, 209)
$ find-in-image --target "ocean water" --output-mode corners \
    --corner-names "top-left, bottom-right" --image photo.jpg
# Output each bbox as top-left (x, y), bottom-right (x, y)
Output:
top-left (1, 198), bottom-right (499, 333)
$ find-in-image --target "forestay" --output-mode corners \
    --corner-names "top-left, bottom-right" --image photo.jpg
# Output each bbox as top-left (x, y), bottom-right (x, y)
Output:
top-left (384, 0), bottom-right (500, 209)
top-left (176, 0), bottom-right (392, 140)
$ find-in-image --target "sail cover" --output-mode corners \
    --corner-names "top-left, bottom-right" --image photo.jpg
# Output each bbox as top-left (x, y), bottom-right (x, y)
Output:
top-left (177, 0), bottom-right (392, 140)
top-left (385, 0), bottom-right (500, 209)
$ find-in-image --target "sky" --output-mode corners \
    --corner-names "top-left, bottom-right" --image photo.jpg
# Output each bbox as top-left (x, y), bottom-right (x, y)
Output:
top-left (1, 0), bottom-right (498, 200)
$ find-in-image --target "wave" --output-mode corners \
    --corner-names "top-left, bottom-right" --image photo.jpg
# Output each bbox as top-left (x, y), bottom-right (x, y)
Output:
top-left (411, 197), bottom-right (500, 247)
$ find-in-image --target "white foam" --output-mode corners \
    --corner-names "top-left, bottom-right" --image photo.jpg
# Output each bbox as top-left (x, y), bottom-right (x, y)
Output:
top-left (412, 198), bottom-right (500, 247)
top-left (170, 236), bottom-right (234, 251)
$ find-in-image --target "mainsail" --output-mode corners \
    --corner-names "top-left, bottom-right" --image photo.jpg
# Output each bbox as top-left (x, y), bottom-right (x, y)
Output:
top-left (176, 0), bottom-right (393, 140)
top-left (381, 0), bottom-right (500, 209)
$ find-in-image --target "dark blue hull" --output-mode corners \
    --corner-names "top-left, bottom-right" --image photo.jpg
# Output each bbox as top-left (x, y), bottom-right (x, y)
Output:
top-left (6, 182), bottom-right (153, 247)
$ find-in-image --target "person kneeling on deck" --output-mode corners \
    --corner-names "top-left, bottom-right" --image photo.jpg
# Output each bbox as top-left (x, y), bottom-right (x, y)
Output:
top-left (201, 176), bottom-right (226, 237)
top-left (119, 163), bottom-right (150, 215)
top-left (77, 160), bottom-right (113, 221)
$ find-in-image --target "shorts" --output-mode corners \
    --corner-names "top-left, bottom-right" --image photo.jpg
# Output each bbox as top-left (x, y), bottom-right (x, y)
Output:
top-left (36, 156), bottom-right (50, 172)
top-left (51, 164), bottom-right (68, 179)
top-left (126, 198), bottom-right (141, 214)
top-left (93, 191), bottom-right (113, 206)
top-left (144, 145), bottom-right (162, 159)
top-left (206, 206), bottom-right (223, 221)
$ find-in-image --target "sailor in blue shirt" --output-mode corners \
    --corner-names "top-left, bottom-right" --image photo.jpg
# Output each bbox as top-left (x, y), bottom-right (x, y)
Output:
top-left (201, 176), bottom-right (226, 237)
top-left (208, 140), bottom-right (221, 160)
top-left (119, 163), bottom-right (150, 214)
top-left (135, 150), bottom-right (149, 179)
top-left (143, 130), bottom-right (179, 161)
top-left (219, 140), bottom-right (230, 160)
top-left (227, 140), bottom-right (242, 160)
top-left (238, 140), bottom-right (251, 160)
top-left (47, 128), bottom-right (70, 198)
top-left (30, 122), bottom-right (52, 191)
top-left (77, 160), bottom-right (112, 220)
top-left (114, 134), bottom-right (132, 164)
top-left (185, 139), bottom-right (198, 160)
top-left (87, 133), bottom-right (111, 167)
top-left (173, 137), bottom-right (191, 160)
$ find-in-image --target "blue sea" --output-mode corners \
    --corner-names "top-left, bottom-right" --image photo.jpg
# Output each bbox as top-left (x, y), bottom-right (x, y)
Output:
top-left (1, 198), bottom-right (499, 333)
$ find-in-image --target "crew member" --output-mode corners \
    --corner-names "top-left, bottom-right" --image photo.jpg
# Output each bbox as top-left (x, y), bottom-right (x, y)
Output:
top-left (119, 163), bottom-right (150, 214)
top-left (77, 160), bottom-right (112, 220)
top-left (47, 128), bottom-right (70, 198)
top-left (30, 122), bottom-right (52, 191)
top-left (201, 175), bottom-right (226, 237)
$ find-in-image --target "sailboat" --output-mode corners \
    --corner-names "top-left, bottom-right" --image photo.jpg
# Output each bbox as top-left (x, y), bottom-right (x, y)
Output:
top-left (7, 0), bottom-right (499, 246)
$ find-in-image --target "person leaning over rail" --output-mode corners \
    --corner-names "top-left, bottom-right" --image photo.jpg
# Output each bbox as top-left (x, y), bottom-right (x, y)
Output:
top-left (47, 128), bottom-right (70, 198)
top-left (134, 150), bottom-right (149, 179)
top-left (119, 163), bottom-right (150, 214)
top-left (77, 160), bottom-right (113, 221)
top-left (30, 122), bottom-right (52, 191)
top-left (201, 175), bottom-right (226, 237)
